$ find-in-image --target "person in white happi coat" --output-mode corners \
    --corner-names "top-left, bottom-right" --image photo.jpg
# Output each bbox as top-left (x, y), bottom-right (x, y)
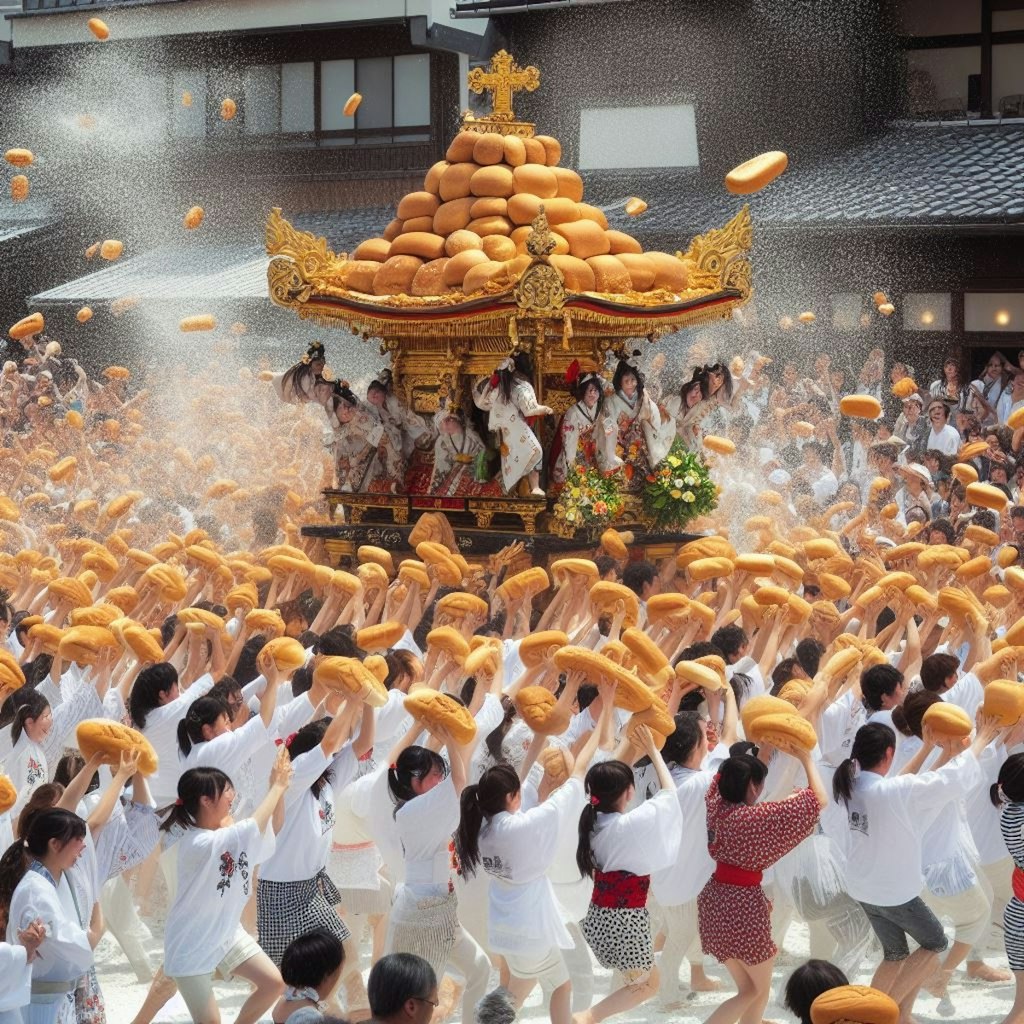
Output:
top-left (473, 352), bottom-right (553, 496)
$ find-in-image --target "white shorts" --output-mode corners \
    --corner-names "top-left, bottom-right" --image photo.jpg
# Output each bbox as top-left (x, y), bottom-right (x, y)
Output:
top-left (505, 946), bottom-right (570, 990)
top-left (171, 933), bottom-right (265, 1018)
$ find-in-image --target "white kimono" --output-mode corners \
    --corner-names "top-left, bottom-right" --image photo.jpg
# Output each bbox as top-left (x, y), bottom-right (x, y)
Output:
top-left (596, 389), bottom-right (671, 478)
top-left (429, 409), bottom-right (486, 496)
top-left (473, 376), bottom-right (549, 492)
top-left (379, 393), bottom-right (432, 458)
top-left (552, 401), bottom-right (600, 485)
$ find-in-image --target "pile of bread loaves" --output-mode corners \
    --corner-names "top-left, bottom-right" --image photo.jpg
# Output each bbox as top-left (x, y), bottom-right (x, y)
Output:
top-left (337, 129), bottom-right (691, 299)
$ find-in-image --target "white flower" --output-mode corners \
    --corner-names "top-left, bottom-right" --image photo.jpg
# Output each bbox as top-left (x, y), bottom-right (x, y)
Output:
top-left (673, 478), bottom-right (684, 488)
top-left (682, 491), bottom-right (695, 503)
top-left (684, 475), bottom-right (697, 486)
top-left (565, 510), bottom-right (577, 522)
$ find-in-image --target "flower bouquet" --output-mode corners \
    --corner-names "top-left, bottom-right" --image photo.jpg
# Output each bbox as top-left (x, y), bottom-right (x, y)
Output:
top-left (552, 463), bottom-right (624, 531)
top-left (642, 439), bottom-right (718, 529)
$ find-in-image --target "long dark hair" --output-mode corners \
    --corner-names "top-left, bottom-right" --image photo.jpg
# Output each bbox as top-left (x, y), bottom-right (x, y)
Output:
top-left (485, 695), bottom-right (517, 764)
top-left (176, 695), bottom-right (230, 757)
top-left (612, 357), bottom-right (644, 400)
top-left (129, 662), bottom-right (178, 730)
top-left (498, 351), bottom-right (533, 403)
top-left (660, 711), bottom-right (704, 767)
top-left (279, 341), bottom-right (325, 400)
top-left (284, 719), bottom-right (335, 797)
top-left (891, 689), bottom-right (940, 738)
top-left (577, 760), bottom-right (634, 878)
top-left (718, 754), bottom-right (768, 804)
top-left (455, 764), bottom-right (520, 879)
top-left (574, 373), bottom-right (604, 415)
top-left (698, 362), bottom-right (734, 401)
top-left (387, 746), bottom-right (447, 816)
top-left (0, 808), bottom-right (86, 930)
top-left (833, 723), bottom-right (896, 806)
top-left (992, 752), bottom-right (1024, 807)
top-left (11, 689), bottom-right (49, 746)
top-left (159, 766), bottom-right (233, 832)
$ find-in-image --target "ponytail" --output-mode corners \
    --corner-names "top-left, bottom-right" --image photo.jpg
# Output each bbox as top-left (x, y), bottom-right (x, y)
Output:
top-left (177, 696), bottom-right (229, 757)
top-left (0, 808), bottom-right (85, 931)
top-left (387, 746), bottom-right (447, 817)
top-left (454, 764), bottom-right (519, 879)
top-left (485, 696), bottom-right (517, 764)
top-left (11, 690), bottom-right (49, 747)
top-left (130, 662), bottom-right (178, 730)
top-left (833, 723), bottom-right (895, 807)
top-left (717, 754), bottom-right (768, 805)
top-left (576, 760), bottom-right (633, 879)
top-left (159, 766), bottom-right (233, 832)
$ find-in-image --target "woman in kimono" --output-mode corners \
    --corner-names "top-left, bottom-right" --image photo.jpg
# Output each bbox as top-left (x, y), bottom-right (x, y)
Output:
top-left (473, 352), bottom-right (553, 497)
top-left (328, 382), bottom-right (389, 494)
top-left (660, 376), bottom-right (705, 452)
top-left (271, 342), bottom-right (332, 410)
top-left (596, 357), bottom-right (671, 491)
top-left (551, 367), bottom-right (603, 487)
top-left (429, 403), bottom-right (486, 497)
top-left (454, 690), bottom-right (609, 1024)
top-left (366, 370), bottom-right (433, 468)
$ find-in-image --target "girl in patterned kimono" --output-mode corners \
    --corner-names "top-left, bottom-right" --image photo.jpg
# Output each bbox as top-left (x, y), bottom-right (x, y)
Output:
top-left (473, 352), bottom-right (553, 497)
top-left (660, 377), bottom-right (705, 452)
top-left (596, 358), bottom-right (671, 491)
top-left (271, 342), bottom-right (332, 411)
top-left (366, 370), bottom-right (433, 466)
top-left (552, 367), bottom-right (604, 487)
top-left (429, 404), bottom-right (486, 497)
top-left (329, 383), bottom-right (392, 494)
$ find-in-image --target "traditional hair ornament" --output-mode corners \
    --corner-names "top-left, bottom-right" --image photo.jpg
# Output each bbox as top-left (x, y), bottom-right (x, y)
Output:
top-left (320, 366), bottom-right (336, 384)
top-left (389, 762), bottom-right (398, 771)
top-left (565, 359), bottom-right (581, 386)
top-left (589, 794), bottom-right (599, 806)
top-left (490, 356), bottom-right (515, 389)
top-left (301, 340), bottom-right (326, 365)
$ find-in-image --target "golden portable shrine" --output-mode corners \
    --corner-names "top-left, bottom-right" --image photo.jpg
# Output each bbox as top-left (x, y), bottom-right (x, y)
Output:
top-left (266, 51), bottom-right (753, 560)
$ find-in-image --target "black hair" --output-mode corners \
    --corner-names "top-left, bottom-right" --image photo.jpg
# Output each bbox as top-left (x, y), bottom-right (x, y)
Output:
top-left (711, 624), bottom-right (748, 662)
top-left (577, 760), bottom-right (633, 878)
top-left (783, 960), bottom-right (849, 1024)
top-left (284, 719), bottom-right (336, 797)
top-left (160, 615), bottom-right (178, 648)
top-left (11, 689), bottom-right (49, 746)
top-left (992, 752), bottom-right (1024, 807)
top-left (660, 711), bottom-right (704, 767)
top-left (0, 809), bottom-right (86, 930)
top-left (928, 518), bottom-right (956, 543)
top-left (455, 763), bottom-right (520, 879)
top-left (622, 561), bottom-right (656, 599)
top-left (331, 380), bottom-right (359, 411)
top-left (316, 625), bottom-right (357, 659)
top-left (771, 657), bottom-right (801, 694)
top-left (291, 664), bottom-right (313, 697)
top-left (368, 952), bottom-right (437, 1019)
top-left (891, 689), bottom-right (941, 738)
top-left (576, 683), bottom-right (599, 713)
top-left (833, 723), bottom-right (896, 806)
top-left (387, 746), bottom-right (447, 816)
top-left (497, 351), bottom-right (534, 403)
top-left (176, 695), bottom-right (230, 757)
top-left (53, 752), bottom-right (99, 794)
top-left (129, 662), bottom-right (179, 730)
top-left (861, 664), bottom-right (904, 713)
top-left (280, 927), bottom-right (345, 990)
top-left (795, 638), bottom-right (825, 678)
top-left (159, 766), bottom-right (233, 832)
top-left (485, 695), bottom-right (517, 764)
top-left (384, 649), bottom-right (418, 690)
top-left (612, 357), bottom-right (644, 399)
top-left (234, 634), bottom-right (268, 685)
top-left (697, 362), bottom-right (734, 402)
top-left (717, 754), bottom-right (768, 804)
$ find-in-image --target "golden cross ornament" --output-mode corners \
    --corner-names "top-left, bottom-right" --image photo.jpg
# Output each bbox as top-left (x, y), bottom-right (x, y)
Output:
top-left (467, 50), bottom-right (540, 122)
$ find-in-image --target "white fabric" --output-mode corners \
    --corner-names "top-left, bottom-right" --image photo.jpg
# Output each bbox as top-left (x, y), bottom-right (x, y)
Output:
top-left (589, 788), bottom-right (682, 875)
top-left (0, 942), bottom-right (31, 1013)
top-left (395, 775), bottom-right (459, 898)
top-left (926, 423), bottom-right (961, 456)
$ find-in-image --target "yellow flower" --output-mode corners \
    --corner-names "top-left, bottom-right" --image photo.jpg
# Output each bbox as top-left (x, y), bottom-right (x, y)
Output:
top-left (668, 456), bottom-right (681, 468)
top-left (670, 489), bottom-right (682, 499)
top-left (571, 487), bottom-right (581, 498)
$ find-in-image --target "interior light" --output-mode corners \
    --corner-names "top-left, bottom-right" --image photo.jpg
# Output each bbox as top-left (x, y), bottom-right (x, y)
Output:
top-left (996, 310), bottom-right (1011, 327)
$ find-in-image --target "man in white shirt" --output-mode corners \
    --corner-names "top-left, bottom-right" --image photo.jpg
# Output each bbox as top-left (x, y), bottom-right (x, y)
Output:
top-left (968, 354), bottom-right (1009, 427)
top-left (925, 399), bottom-right (961, 456)
top-left (794, 441), bottom-right (839, 504)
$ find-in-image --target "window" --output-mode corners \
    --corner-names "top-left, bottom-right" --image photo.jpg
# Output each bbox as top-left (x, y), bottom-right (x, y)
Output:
top-left (906, 47), bottom-right (980, 116)
top-left (993, 44), bottom-right (1024, 114)
top-left (578, 104), bottom-right (698, 171)
top-left (965, 293), bottom-right (1024, 333)
top-left (281, 63), bottom-right (315, 134)
top-left (243, 65), bottom-right (280, 135)
top-left (902, 293), bottom-right (951, 331)
top-left (321, 56), bottom-right (431, 143)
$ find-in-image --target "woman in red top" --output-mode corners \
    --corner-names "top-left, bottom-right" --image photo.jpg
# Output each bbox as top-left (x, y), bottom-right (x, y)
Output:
top-left (697, 744), bottom-right (828, 1024)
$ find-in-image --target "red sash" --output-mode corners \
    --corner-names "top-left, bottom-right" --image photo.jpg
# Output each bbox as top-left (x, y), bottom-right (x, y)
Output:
top-left (714, 862), bottom-right (763, 887)
top-left (591, 870), bottom-right (650, 909)
top-left (1012, 866), bottom-right (1024, 903)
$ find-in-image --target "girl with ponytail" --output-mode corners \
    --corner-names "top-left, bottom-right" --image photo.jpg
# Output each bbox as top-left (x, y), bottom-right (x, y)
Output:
top-left (453, 686), bottom-right (609, 1024)
top-left (574, 717), bottom-right (682, 1024)
top-left (992, 752), bottom-right (1024, 1022)
top-left (386, 722), bottom-right (490, 1024)
top-left (0, 807), bottom-right (92, 1024)
top-left (161, 748), bottom-right (293, 1024)
top-left (835, 715), bottom-right (1003, 1022)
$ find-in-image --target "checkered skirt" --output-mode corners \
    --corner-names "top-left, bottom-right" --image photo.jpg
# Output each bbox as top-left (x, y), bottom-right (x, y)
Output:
top-left (257, 868), bottom-right (351, 965)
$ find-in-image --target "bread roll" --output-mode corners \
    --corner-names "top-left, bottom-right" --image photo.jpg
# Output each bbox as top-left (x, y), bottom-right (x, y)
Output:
top-left (433, 197), bottom-right (476, 235)
top-left (626, 700), bottom-right (675, 750)
top-left (9, 311), bottom-right (44, 340)
top-left (965, 524), bottom-right (1000, 548)
top-left (549, 254), bottom-right (596, 292)
top-left (511, 163), bottom-right (558, 199)
top-left (983, 679), bottom-right (1024, 726)
top-left (436, 592), bottom-right (489, 621)
top-left (4, 148), bottom-right (33, 168)
top-left (958, 440), bottom-right (990, 461)
top-left (59, 625), bottom-right (118, 665)
top-left (644, 251), bottom-right (689, 291)
top-left (461, 260), bottom-right (504, 293)
top-left (471, 133), bottom-right (505, 165)
top-left (245, 608), bottom-right (286, 637)
top-left (424, 160), bottom-right (449, 194)
top-left (464, 645), bottom-right (500, 679)
top-left (538, 745), bottom-right (573, 785)
top-left (411, 258), bottom-right (449, 296)
top-left (747, 711), bottom-right (817, 751)
top-left (809, 984), bottom-right (899, 1024)
top-left (343, 92), bottom-right (362, 116)
top-left (0, 776), bottom-right (16, 815)
top-left (11, 175), bottom-right (29, 202)
top-left (589, 581), bottom-right (640, 628)
top-left (675, 659), bottom-right (724, 692)
top-left (259, 637), bottom-right (306, 673)
top-left (70, 603), bottom-right (121, 628)
top-left (553, 220), bottom-right (610, 260)
top-left (389, 231), bottom-right (446, 261)
top-left (687, 556), bottom-right (734, 582)
top-left (426, 626), bottom-right (470, 664)
top-left (397, 191), bottom-right (441, 220)
top-left (625, 197), bottom-right (647, 216)
top-left (614, 253), bottom-right (656, 291)
top-left (519, 630), bottom-right (570, 669)
top-left (586, 254), bottom-right (631, 293)
top-left (966, 482), bottom-right (1010, 511)
top-left (471, 197), bottom-right (508, 220)
top-left (470, 165), bottom-right (515, 199)
top-left (77, 720), bottom-right (158, 775)
top-left (498, 566), bottom-right (549, 605)
top-left (353, 238), bottom-right (391, 262)
top-left (839, 395), bottom-right (882, 420)
top-left (514, 686), bottom-right (570, 736)
top-left (645, 593), bottom-right (690, 625)
top-left (922, 701), bottom-right (972, 738)
top-left (383, 218), bottom-right (403, 241)
top-left (703, 435), bottom-right (735, 456)
top-left (502, 135), bottom-right (527, 167)
top-left (466, 215), bottom-right (513, 238)
top-left (481, 235), bottom-right (516, 261)
top-left (600, 529), bottom-right (630, 560)
top-left (403, 689), bottom-right (477, 744)
top-left (443, 249), bottom-right (490, 288)
top-left (373, 255), bottom-right (424, 296)
top-left (445, 131), bottom-right (478, 162)
top-left (724, 151), bottom-right (789, 195)
top-left (314, 656), bottom-right (388, 708)
top-left (550, 558), bottom-right (599, 583)
top-left (439, 162), bottom-right (481, 202)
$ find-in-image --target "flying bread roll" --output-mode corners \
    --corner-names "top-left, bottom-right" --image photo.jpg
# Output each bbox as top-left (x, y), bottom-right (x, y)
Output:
top-left (9, 312), bottom-right (44, 340)
top-left (0, 776), bottom-right (16, 815)
top-left (733, 553), bottom-right (775, 576)
top-left (313, 656), bottom-right (388, 708)
top-left (891, 377), bottom-right (918, 399)
top-left (1009, 406), bottom-right (1024, 431)
top-left (955, 555), bottom-right (993, 581)
top-left (514, 686), bottom-right (571, 736)
top-left (839, 395), bottom-right (882, 420)
top-left (76, 720), bottom-right (158, 775)
top-left (922, 701), bottom-right (973, 738)
top-left (4, 148), bottom-right (33, 167)
top-left (426, 626), bottom-right (470, 665)
top-left (675, 659), bottom-right (724, 692)
top-left (589, 581), bottom-right (640, 628)
top-left (258, 637), bottom-right (306, 674)
top-left (984, 584), bottom-right (1013, 609)
top-left (950, 462), bottom-right (978, 485)
top-left (753, 585), bottom-right (791, 607)
top-left (965, 524), bottom-right (1000, 548)
top-left (803, 538), bottom-right (840, 561)
top-left (809, 985), bottom-right (899, 1024)
top-left (403, 689), bottom-right (477, 745)
top-left (180, 315), bottom-right (217, 333)
top-left (966, 482), bottom-right (1010, 511)
top-left (356, 620), bottom-right (406, 652)
top-left (520, 630), bottom-right (570, 669)
top-left (703, 435), bottom-right (735, 455)
top-left (686, 556), bottom-right (734, 583)
top-left (983, 679), bottom-right (1024, 726)
top-left (884, 542), bottom-right (926, 565)
top-left (724, 151), bottom-right (789, 195)
top-left (958, 440), bottom-right (990, 461)
top-left (87, 17), bottom-right (110, 40)
top-left (600, 529), bottom-right (632, 560)
top-left (343, 93), bottom-right (362, 116)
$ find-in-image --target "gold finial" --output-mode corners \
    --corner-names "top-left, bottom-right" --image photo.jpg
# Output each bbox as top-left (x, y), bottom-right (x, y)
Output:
top-left (467, 50), bottom-right (539, 123)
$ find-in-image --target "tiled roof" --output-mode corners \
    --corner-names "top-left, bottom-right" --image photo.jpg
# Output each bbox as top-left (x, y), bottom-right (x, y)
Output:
top-left (594, 122), bottom-right (1024, 238)
top-left (29, 208), bottom-right (390, 304)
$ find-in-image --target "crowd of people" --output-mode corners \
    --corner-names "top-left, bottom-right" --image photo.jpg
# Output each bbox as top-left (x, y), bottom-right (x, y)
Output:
top-left (2, 313), bottom-right (1024, 1024)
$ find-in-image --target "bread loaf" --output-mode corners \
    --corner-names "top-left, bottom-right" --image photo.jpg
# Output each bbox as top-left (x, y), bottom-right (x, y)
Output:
top-left (922, 701), bottom-right (972, 737)
top-left (553, 220), bottom-right (610, 260)
top-left (433, 197), bottom-right (476, 235)
top-left (403, 689), bottom-right (477, 744)
top-left (77, 720), bottom-right (158, 774)
top-left (586, 255), bottom-right (631, 293)
top-left (514, 686), bottom-right (570, 736)
top-left (353, 238), bottom-right (391, 262)
top-left (839, 395), bottom-right (882, 420)
top-left (809, 984), bottom-right (899, 1024)
top-left (373, 255), bottom-right (424, 296)
top-left (439, 162), bottom-right (481, 202)
top-left (470, 165), bottom-right (515, 199)
top-left (724, 151), bottom-right (789, 195)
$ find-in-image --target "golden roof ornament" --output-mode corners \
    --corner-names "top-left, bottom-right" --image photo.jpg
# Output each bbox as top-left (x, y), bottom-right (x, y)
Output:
top-left (464, 50), bottom-right (540, 137)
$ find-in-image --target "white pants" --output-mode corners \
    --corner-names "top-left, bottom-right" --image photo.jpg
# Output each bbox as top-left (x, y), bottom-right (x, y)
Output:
top-left (656, 899), bottom-right (701, 1001)
top-left (448, 926), bottom-right (491, 1023)
top-left (925, 879), bottom-right (992, 948)
top-left (101, 875), bottom-right (153, 982)
top-left (564, 921), bottom-right (595, 1012)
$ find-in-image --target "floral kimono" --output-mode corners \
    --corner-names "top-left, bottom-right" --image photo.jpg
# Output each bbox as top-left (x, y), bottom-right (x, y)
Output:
top-left (429, 409), bottom-right (486, 496)
top-left (331, 404), bottom-right (387, 492)
top-left (552, 400), bottom-right (600, 485)
top-left (473, 376), bottom-right (549, 492)
top-left (596, 389), bottom-right (671, 491)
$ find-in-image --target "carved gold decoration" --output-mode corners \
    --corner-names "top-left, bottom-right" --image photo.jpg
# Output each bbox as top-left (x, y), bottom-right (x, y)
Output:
top-left (677, 205), bottom-right (753, 299)
top-left (465, 50), bottom-right (540, 135)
